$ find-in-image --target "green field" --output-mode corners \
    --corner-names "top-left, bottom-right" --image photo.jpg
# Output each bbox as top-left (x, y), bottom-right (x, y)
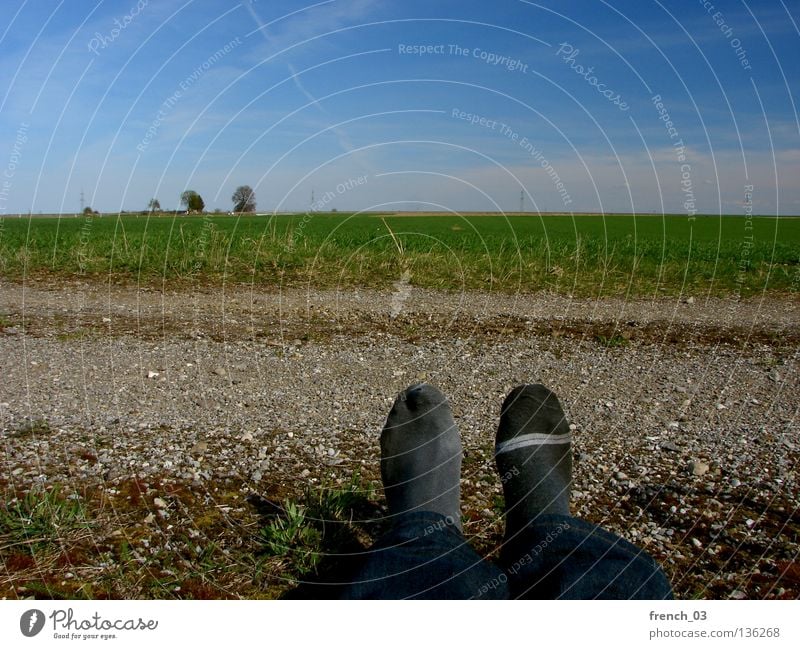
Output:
top-left (1, 212), bottom-right (797, 296)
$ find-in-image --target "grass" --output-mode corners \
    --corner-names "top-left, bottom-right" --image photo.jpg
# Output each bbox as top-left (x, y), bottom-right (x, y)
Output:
top-left (259, 501), bottom-right (323, 576)
top-left (595, 333), bottom-right (630, 348)
top-left (257, 470), bottom-right (381, 582)
top-left (1, 212), bottom-right (797, 296)
top-left (305, 470), bottom-right (378, 522)
top-left (0, 470), bottom-right (385, 599)
top-left (0, 486), bottom-right (92, 553)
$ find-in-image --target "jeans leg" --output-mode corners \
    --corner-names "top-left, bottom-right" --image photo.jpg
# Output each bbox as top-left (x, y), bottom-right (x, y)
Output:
top-left (340, 511), bottom-right (509, 599)
top-left (500, 514), bottom-right (673, 599)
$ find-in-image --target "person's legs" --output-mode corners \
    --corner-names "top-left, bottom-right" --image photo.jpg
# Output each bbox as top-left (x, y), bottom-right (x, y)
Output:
top-left (495, 384), bottom-right (672, 599)
top-left (340, 510), bottom-right (508, 599)
top-left (340, 383), bottom-right (508, 599)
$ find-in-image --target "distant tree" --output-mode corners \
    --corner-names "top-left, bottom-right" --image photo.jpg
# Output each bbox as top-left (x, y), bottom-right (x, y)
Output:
top-left (148, 198), bottom-right (161, 213)
top-left (180, 190), bottom-right (205, 213)
top-left (82, 206), bottom-right (94, 215)
top-left (231, 185), bottom-right (256, 213)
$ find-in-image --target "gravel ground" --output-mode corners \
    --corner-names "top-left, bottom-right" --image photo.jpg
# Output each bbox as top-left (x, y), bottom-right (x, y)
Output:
top-left (1, 280), bottom-right (798, 599)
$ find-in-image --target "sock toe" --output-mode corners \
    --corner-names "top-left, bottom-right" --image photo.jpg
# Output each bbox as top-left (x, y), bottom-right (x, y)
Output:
top-left (497, 384), bottom-right (570, 443)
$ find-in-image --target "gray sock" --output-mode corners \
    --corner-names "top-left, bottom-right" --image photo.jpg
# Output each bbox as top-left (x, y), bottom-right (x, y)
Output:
top-left (495, 385), bottom-right (572, 532)
top-left (381, 383), bottom-right (462, 530)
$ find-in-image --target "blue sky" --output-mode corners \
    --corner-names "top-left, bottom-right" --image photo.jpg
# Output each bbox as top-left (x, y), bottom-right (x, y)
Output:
top-left (0, 0), bottom-right (798, 215)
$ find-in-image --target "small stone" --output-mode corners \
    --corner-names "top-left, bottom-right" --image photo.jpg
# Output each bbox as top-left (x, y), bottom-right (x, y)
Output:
top-left (685, 296), bottom-right (695, 305)
top-left (746, 518), bottom-right (756, 528)
top-left (153, 497), bottom-right (167, 509)
top-left (241, 432), bottom-right (254, 442)
top-left (147, 371), bottom-right (159, 379)
top-left (252, 471), bottom-right (262, 482)
top-left (327, 448), bottom-right (337, 457)
top-left (660, 441), bottom-right (680, 452)
top-left (300, 469), bottom-right (311, 478)
top-left (690, 460), bottom-right (710, 476)
top-left (614, 471), bottom-right (628, 481)
top-left (731, 590), bottom-right (747, 600)
top-left (768, 369), bottom-right (780, 383)
top-left (213, 366), bottom-right (227, 377)
top-left (190, 441), bottom-right (208, 455)
top-left (102, 317), bottom-right (111, 323)
top-left (730, 478), bottom-right (741, 488)
top-left (691, 537), bottom-right (702, 548)
top-left (716, 403), bottom-right (726, 410)
top-left (144, 513), bottom-right (155, 524)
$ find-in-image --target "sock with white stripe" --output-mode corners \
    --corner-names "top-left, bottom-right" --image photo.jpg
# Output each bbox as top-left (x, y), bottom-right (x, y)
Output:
top-left (495, 385), bottom-right (572, 530)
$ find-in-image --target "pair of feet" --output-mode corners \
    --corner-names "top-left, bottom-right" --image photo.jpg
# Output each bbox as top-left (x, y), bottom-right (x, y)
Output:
top-left (381, 383), bottom-right (572, 536)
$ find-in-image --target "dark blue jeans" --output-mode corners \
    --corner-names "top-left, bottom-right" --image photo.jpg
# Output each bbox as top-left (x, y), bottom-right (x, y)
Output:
top-left (340, 511), bottom-right (672, 599)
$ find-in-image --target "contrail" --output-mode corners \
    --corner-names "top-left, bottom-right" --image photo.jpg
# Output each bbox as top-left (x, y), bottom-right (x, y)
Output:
top-left (244, 2), bottom-right (374, 175)
top-left (287, 62), bottom-right (324, 113)
top-left (287, 62), bottom-right (360, 156)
